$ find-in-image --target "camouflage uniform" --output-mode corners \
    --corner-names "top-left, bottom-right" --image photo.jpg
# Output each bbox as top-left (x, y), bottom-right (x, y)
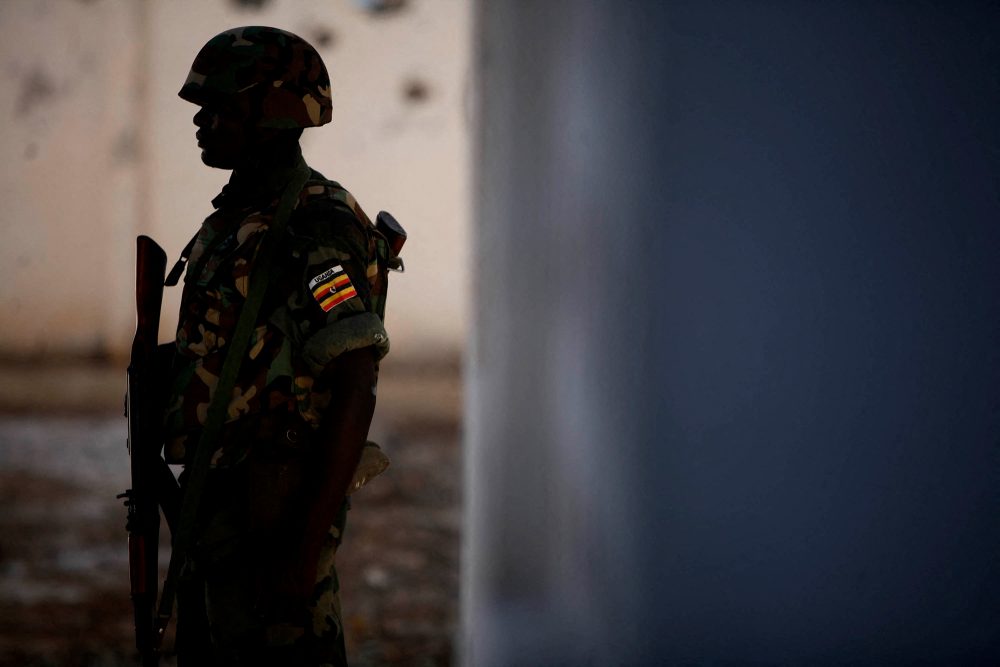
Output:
top-left (167, 27), bottom-right (390, 666)
top-left (163, 166), bottom-right (389, 468)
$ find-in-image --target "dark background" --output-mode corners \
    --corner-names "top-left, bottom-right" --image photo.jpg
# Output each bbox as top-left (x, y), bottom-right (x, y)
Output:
top-left (643, 1), bottom-right (1000, 661)
top-left (469, 0), bottom-right (1000, 664)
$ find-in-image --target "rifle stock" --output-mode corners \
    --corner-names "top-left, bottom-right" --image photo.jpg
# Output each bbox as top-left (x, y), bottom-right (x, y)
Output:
top-left (121, 235), bottom-right (172, 666)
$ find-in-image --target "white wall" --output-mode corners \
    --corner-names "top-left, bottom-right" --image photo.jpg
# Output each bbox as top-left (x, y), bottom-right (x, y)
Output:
top-left (0, 0), bottom-right (469, 362)
top-left (0, 0), bottom-right (142, 357)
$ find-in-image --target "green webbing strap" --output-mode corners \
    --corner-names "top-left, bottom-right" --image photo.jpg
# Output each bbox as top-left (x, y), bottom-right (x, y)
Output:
top-left (154, 161), bottom-right (312, 644)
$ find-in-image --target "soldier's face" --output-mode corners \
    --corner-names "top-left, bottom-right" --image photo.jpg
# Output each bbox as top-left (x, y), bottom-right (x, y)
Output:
top-left (193, 101), bottom-right (253, 169)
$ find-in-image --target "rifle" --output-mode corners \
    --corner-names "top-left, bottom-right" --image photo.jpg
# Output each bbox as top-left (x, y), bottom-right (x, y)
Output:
top-left (119, 235), bottom-right (179, 666)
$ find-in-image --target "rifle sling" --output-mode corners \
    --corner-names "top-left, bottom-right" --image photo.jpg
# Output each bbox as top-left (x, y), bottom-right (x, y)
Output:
top-left (155, 161), bottom-right (312, 639)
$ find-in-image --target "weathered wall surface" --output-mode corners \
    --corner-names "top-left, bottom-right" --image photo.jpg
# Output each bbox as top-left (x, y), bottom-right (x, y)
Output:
top-left (0, 0), bottom-right (142, 358)
top-left (0, 0), bottom-right (469, 362)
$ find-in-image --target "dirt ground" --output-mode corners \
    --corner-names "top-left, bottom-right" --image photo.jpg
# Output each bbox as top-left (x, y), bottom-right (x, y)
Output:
top-left (0, 360), bottom-right (462, 667)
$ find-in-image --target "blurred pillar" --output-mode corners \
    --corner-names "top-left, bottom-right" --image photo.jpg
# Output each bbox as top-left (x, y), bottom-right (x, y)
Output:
top-left (464, 1), bottom-right (1000, 664)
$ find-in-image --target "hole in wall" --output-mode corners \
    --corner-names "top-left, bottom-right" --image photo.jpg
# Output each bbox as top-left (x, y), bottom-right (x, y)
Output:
top-left (402, 78), bottom-right (430, 104)
top-left (16, 69), bottom-right (58, 117)
top-left (313, 27), bottom-right (336, 49)
top-left (230, 0), bottom-right (271, 10)
top-left (354, 0), bottom-right (408, 17)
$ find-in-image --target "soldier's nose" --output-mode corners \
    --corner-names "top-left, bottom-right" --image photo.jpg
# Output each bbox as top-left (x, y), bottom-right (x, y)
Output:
top-left (193, 106), bottom-right (214, 128)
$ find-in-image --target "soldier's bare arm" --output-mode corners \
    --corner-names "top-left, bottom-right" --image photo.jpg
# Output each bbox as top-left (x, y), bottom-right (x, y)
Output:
top-left (262, 345), bottom-right (377, 602)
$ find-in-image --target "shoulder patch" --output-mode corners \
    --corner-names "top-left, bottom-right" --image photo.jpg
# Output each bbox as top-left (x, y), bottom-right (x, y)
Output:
top-left (309, 265), bottom-right (358, 312)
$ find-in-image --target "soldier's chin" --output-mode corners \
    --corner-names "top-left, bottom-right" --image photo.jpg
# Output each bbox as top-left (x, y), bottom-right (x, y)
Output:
top-left (200, 147), bottom-right (237, 170)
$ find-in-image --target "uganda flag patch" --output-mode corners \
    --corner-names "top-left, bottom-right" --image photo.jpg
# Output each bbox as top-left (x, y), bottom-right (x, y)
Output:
top-left (309, 265), bottom-right (358, 312)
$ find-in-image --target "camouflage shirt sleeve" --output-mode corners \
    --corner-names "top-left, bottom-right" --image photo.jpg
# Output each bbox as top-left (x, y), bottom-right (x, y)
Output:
top-left (286, 197), bottom-right (389, 377)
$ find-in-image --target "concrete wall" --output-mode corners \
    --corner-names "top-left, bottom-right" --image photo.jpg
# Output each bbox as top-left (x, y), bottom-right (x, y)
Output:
top-left (0, 0), bottom-right (469, 362)
top-left (465, 1), bottom-right (1000, 664)
top-left (0, 0), bottom-right (142, 358)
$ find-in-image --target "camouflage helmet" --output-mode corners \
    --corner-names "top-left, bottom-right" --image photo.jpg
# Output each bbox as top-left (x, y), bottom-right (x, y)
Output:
top-left (178, 26), bottom-right (332, 129)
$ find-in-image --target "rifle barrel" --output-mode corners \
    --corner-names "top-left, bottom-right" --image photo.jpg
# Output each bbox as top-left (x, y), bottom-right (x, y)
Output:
top-left (125, 235), bottom-right (168, 665)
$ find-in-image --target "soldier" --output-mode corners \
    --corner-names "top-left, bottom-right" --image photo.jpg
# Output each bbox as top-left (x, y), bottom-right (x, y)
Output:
top-left (161, 26), bottom-right (392, 666)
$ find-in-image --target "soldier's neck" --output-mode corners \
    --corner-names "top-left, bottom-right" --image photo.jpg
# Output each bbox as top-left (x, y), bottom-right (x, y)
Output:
top-left (229, 140), bottom-right (304, 196)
